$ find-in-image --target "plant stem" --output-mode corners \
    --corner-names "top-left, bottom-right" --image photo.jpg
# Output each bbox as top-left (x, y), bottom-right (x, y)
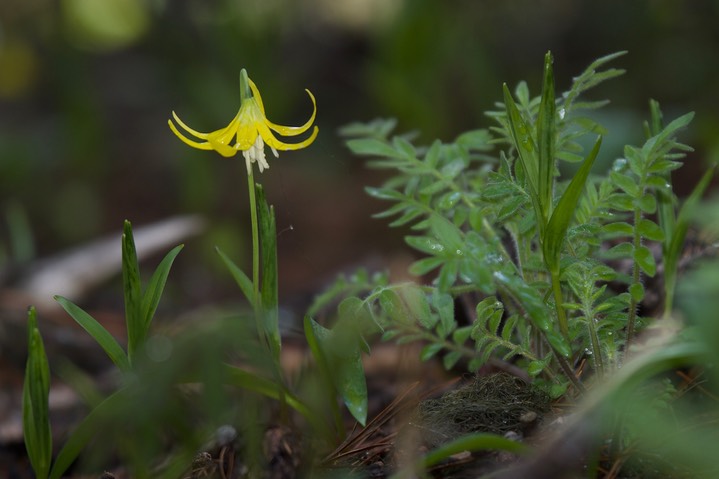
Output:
top-left (584, 305), bottom-right (604, 378)
top-left (550, 271), bottom-right (569, 339)
top-left (625, 207), bottom-right (642, 349)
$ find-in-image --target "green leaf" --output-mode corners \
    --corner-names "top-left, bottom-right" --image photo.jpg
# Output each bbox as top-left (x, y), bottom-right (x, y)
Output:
top-left (121, 221), bottom-right (143, 361)
top-left (429, 214), bottom-right (465, 253)
top-left (393, 136), bottom-right (416, 158)
top-left (434, 291), bottom-right (456, 338)
top-left (416, 433), bottom-right (528, 471)
top-left (629, 283), bottom-right (645, 302)
top-left (346, 138), bottom-right (401, 158)
top-left (398, 285), bottom-right (434, 328)
top-left (545, 329), bottom-right (572, 357)
top-left (49, 389), bottom-right (127, 479)
top-left (424, 140), bottom-right (442, 168)
top-left (636, 193), bottom-right (657, 214)
top-left (379, 289), bottom-right (408, 324)
top-left (405, 235), bottom-right (444, 256)
top-left (642, 112), bottom-right (694, 158)
top-left (140, 244), bottom-right (183, 332)
top-left (256, 184), bottom-right (281, 360)
top-left (452, 326), bottom-right (473, 344)
top-left (663, 166), bottom-right (715, 312)
top-left (304, 317), bottom-right (368, 426)
top-left (443, 350), bottom-right (463, 370)
top-left (634, 245), bottom-right (656, 276)
top-left (602, 222), bottom-right (634, 237)
top-left (605, 242), bottom-right (634, 258)
top-left (216, 247), bottom-right (256, 309)
top-left (536, 51), bottom-right (556, 220)
top-left (493, 272), bottom-right (552, 331)
top-left (420, 343), bottom-right (443, 362)
top-left (636, 218), bottom-right (664, 242)
top-left (23, 307), bottom-right (52, 479)
top-left (223, 364), bottom-right (316, 426)
top-left (503, 83), bottom-right (542, 229)
top-left (409, 256), bottom-right (444, 276)
top-left (55, 296), bottom-right (130, 372)
top-left (543, 136), bottom-right (602, 275)
top-left (610, 170), bottom-right (640, 197)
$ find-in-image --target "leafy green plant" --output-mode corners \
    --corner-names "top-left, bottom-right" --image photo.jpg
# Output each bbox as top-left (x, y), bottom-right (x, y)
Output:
top-left (341, 50), bottom-right (708, 398)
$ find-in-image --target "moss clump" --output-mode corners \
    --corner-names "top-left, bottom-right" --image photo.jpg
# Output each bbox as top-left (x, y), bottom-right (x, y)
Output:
top-left (414, 374), bottom-right (550, 447)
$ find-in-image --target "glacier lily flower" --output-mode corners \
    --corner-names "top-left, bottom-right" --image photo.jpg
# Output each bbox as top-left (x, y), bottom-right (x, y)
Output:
top-left (169, 69), bottom-right (318, 175)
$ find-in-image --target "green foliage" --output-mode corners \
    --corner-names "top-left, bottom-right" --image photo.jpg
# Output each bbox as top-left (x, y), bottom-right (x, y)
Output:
top-left (22, 307), bottom-right (52, 479)
top-left (342, 50), bottom-right (709, 393)
top-left (55, 220), bottom-right (183, 369)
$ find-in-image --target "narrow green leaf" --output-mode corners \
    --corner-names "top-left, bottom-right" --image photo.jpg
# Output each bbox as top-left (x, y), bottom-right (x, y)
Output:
top-left (346, 138), bottom-right (401, 158)
top-left (503, 83), bottom-right (541, 228)
top-left (663, 166), bottom-right (715, 312)
top-left (536, 51), bottom-right (556, 218)
top-left (393, 136), bottom-right (416, 158)
top-left (216, 247), bottom-right (256, 309)
top-left (424, 140), bottom-right (442, 168)
top-left (417, 433), bottom-right (527, 471)
top-left (642, 112), bottom-right (694, 158)
top-left (140, 245), bottom-right (183, 331)
top-left (23, 307), bottom-right (52, 479)
top-left (256, 184), bottom-right (281, 360)
top-left (544, 136), bottom-right (602, 274)
top-left (121, 221), bottom-right (143, 360)
top-left (55, 296), bottom-right (130, 373)
top-left (223, 364), bottom-right (315, 424)
top-left (49, 389), bottom-right (127, 479)
top-left (408, 256), bottom-right (444, 276)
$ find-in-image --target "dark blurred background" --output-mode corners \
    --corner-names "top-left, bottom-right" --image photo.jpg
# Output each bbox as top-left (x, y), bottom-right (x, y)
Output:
top-left (1, 0), bottom-right (719, 317)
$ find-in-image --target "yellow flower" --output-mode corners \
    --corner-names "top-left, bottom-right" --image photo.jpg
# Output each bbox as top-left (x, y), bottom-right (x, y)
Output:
top-left (169, 69), bottom-right (318, 175)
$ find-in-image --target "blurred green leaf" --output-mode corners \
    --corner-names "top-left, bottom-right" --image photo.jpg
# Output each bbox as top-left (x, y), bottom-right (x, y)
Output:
top-left (257, 183), bottom-right (280, 361)
top-left (216, 247), bottom-right (256, 310)
top-left (122, 220), bottom-right (143, 361)
top-left (55, 296), bottom-right (130, 372)
top-left (346, 138), bottom-right (401, 158)
top-left (140, 244), bottom-right (183, 332)
top-left (304, 317), bottom-right (368, 427)
top-left (23, 307), bottom-right (52, 479)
